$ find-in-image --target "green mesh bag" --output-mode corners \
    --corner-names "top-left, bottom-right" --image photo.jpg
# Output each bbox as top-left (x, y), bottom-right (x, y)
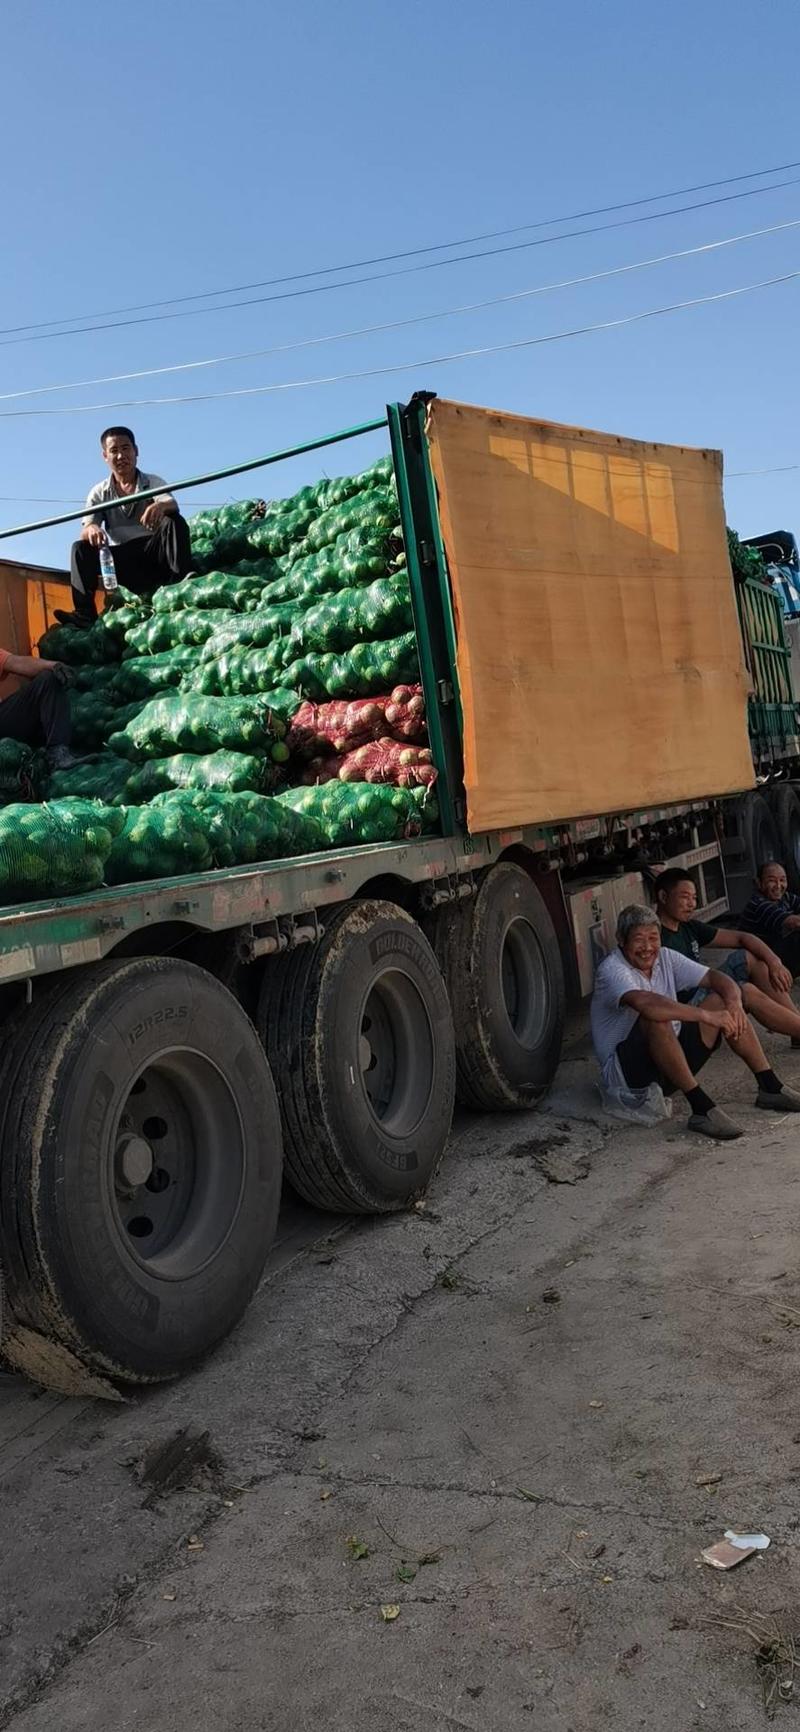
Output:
top-left (152, 570), bottom-right (267, 614)
top-left (728, 527), bottom-right (768, 584)
top-left (312, 454), bottom-right (394, 513)
top-left (277, 781), bottom-right (423, 848)
top-left (71, 664), bottom-right (121, 695)
top-left (279, 526), bottom-right (398, 605)
top-left (247, 505), bottom-right (317, 560)
top-left (155, 789), bottom-right (326, 867)
top-left (0, 739), bottom-right (38, 803)
top-left (108, 692), bottom-right (286, 761)
top-left (107, 795), bottom-right (215, 884)
top-left (196, 640), bottom-right (293, 698)
top-left (0, 798), bottom-right (124, 902)
top-left (121, 750), bottom-right (278, 803)
top-left (109, 646), bottom-right (201, 702)
top-left (69, 690), bottom-right (145, 751)
top-left (124, 609), bottom-right (238, 656)
top-left (199, 605), bottom-right (298, 664)
top-left (46, 753), bottom-right (132, 805)
top-left (305, 486), bottom-right (397, 554)
top-left (38, 620), bottom-right (120, 668)
top-left (282, 630), bottom-right (419, 702)
top-left (289, 575), bottom-right (412, 658)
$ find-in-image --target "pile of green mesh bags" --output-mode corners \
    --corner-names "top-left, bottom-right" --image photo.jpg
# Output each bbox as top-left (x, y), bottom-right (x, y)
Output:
top-left (0, 448), bottom-right (441, 906)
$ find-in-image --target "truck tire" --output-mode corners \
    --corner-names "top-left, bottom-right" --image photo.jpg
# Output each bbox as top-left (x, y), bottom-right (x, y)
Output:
top-left (424, 862), bottom-right (565, 1111)
top-left (770, 784), bottom-right (800, 891)
top-left (258, 900), bottom-right (455, 1214)
top-left (0, 959), bottom-right (282, 1385)
top-left (739, 790), bottom-right (780, 879)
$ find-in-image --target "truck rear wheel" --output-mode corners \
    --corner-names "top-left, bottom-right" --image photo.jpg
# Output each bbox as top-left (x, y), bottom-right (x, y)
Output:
top-left (0, 959), bottom-right (282, 1385)
top-left (425, 862), bottom-right (565, 1111)
top-left (258, 900), bottom-right (455, 1214)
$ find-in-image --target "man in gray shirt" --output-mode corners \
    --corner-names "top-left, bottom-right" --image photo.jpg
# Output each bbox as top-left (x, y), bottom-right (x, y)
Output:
top-left (591, 903), bottom-right (800, 1139)
top-left (63, 426), bottom-right (194, 623)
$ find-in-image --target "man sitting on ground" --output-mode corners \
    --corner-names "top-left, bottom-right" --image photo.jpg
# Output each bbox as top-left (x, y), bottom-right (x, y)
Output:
top-left (0, 650), bottom-right (77, 770)
top-left (655, 867), bottom-right (800, 1047)
top-left (591, 903), bottom-right (800, 1141)
top-left (740, 862), bottom-right (800, 978)
top-left (63, 426), bottom-right (194, 624)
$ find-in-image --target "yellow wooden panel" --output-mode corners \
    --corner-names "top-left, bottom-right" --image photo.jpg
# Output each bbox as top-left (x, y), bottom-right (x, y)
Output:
top-left (425, 399), bottom-right (755, 831)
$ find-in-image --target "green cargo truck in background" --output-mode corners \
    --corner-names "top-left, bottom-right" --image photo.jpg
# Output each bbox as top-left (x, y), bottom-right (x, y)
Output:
top-left (0, 392), bottom-right (797, 1395)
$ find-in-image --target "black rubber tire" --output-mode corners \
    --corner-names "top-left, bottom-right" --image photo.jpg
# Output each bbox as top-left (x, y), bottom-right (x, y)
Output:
top-left (737, 790), bottom-right (780, 881)
top-left (0, 958), bottom-right (282, 1384)
top-left (770, 784), bottom-right (800, 891)
top-left (424, 862), bottom-right (565, 1112)
top-left (257, 900), bottom-right (455, 1214)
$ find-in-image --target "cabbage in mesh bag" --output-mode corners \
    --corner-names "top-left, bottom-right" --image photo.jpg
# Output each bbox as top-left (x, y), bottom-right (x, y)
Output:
top-left (153, 570), bottom-right (267, 614)
top-left (197, 640), bottom-right (293, 698)
top-left (107, 795), bottom-right (214, 884)
top-left (121, 750), bottom-right (277, 803)
top-left (305, 486), bottom-right (397, 555)
top-left (170, 789), bottom-right (326, 865)
top-left (280, 526), bottom-right (397, 604)
top-left (108, 692), bottom-right (287, 761)
top-left (47, 753), bottom-right (132, 804)
top-left (0, 739), bottom-right (38, 803)
top-left (69, 692), bottom-right (144, 751)
top-left (38, 620), bottom-right (120, 667)
top-left (277, 781), bottom-right (424, 848)
top-left (0, 798), bottom-right (124, 902)
top-left (124, 608), bottom-right (238, 656)
top-left (288, 574), bottom-right (411, 658)
top-left (199, 604), bottom-right (298, 663)
top-left (282, 630), bottom-right (419, 702)
top-left (109, 646), bottom-right (200, 702)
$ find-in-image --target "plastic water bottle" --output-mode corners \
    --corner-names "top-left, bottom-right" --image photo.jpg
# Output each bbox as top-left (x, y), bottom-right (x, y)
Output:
top-left (99, 540), bottom-right (118, 594)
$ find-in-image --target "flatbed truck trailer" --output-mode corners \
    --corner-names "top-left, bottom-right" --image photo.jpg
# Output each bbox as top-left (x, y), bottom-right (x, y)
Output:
top-left (0, 393), bottom-right (797, 1395)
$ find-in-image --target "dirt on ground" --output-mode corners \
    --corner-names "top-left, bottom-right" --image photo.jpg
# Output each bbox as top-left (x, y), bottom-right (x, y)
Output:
top-left (2, 1029), bottom-right (800, 1731)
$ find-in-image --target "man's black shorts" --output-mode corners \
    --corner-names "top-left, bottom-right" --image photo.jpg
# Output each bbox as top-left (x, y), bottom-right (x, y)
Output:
top-left (615, 1017), bottom-right (719, 1092)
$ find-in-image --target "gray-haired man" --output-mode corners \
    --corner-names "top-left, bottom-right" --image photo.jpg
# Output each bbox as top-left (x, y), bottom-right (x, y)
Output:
top-left (591, 903), bottom-right (800, 1140)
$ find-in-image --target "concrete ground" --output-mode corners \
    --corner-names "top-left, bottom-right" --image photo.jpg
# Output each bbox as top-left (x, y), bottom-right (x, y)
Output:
top-left (2, 1026), bottom-right (800, 1731)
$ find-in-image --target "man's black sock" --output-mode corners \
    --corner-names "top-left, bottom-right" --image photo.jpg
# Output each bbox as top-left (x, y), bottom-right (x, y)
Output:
top-left (756, 1068), bottom-right (783, 1095)
top-left (686, 1086), bottom-right (715, 1115)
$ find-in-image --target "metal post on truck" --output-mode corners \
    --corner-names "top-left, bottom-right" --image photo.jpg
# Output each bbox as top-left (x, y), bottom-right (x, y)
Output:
top-left (388, 395), bottom-right (466, 839)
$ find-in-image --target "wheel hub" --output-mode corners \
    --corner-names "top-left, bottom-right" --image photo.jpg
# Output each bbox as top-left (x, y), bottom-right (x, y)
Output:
top-left (115, 1133), bottom-right (154, 1194)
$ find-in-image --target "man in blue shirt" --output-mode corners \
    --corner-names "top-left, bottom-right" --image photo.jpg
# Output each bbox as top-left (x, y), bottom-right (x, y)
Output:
top-left (741, 862), bottom-right (800, 979)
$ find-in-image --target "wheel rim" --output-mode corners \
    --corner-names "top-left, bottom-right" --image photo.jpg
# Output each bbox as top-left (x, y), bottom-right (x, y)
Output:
top-left (109, 1048), bottom-right (246, 1280)
top-left (358, 969), bottom-right (434, 1138)
top-left (499, 915), bottom-right (551, 1049)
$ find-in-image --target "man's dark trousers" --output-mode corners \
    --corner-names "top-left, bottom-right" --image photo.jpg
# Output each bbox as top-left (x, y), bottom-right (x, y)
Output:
top-left (0, 673), bottom-right (71, 748)
top-left (70, 516), bottom-right (193, 618)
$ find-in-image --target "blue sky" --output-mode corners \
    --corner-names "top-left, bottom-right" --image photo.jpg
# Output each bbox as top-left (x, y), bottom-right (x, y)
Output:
top-left (2, 0), bottom-right (799, 569)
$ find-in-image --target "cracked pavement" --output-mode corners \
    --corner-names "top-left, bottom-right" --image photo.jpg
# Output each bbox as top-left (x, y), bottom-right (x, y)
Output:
top-left (3, 1032), bottom-right (800, 1730)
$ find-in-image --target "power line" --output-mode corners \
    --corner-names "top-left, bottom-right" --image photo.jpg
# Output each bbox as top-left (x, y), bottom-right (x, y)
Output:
top-left (5, 217), bottom-right (797, 404)
top-left (2, 176), bottom-right (799, 352)
top-left (2, 268), bottom-right (796, 419)
top-left (5, 156), bottom-right (800, 338)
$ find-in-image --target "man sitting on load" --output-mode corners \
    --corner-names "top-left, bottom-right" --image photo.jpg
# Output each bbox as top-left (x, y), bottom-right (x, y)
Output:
top-left (0, 650), bottom-right (77, 770)
top-left (591, 903), bottom-right (800, 1141)
top-left (62, 426), bottom-right (194, 624)
top-left (654, 866), bottom-right (800, 1047)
